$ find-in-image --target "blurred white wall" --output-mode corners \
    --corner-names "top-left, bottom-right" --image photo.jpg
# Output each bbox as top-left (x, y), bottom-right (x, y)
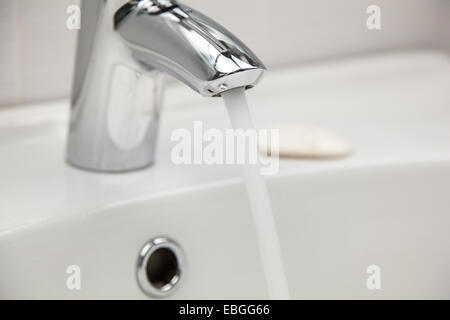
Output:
top-left (0, 0), bottom-right (78, 107)
top-left (443, 0), bottom-right (450, 52)
top-left (0, 0), bottom-right (449, 107)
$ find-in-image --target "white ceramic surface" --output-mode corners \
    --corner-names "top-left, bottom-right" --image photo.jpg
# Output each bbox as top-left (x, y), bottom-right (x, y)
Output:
top-left (1, 51), bottom-right (450, 299)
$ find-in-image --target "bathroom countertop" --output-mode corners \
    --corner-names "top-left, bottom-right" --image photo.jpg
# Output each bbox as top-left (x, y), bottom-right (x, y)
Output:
top-left (1, 50), bottom-right (450, 235)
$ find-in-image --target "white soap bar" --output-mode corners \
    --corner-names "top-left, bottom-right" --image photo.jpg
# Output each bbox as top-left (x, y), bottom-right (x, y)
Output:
top-left (260, 125), bottom-right (353, 159)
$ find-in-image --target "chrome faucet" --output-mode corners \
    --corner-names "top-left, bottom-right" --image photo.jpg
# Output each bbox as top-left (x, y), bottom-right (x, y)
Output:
top-left (67, 0), bottom-right (265, 172)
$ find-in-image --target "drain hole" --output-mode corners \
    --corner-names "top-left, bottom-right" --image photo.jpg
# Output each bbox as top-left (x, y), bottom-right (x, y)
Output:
top-left (137, 237), bottom-right (184, 298)
top-left (146, 248), bottom-right (179, 289)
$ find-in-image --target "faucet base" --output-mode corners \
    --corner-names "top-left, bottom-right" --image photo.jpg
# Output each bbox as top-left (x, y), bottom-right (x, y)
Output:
top-left (66, 159), bottom-right (155, 174)
top-left (67, 64), bottom-right (164, 173)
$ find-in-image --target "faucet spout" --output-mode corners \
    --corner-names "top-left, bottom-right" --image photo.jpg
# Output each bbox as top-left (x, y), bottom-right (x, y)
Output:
top-left (67, 0), bottom-right (265, 172)
top-left (114, 1), bottom-right (265, 96)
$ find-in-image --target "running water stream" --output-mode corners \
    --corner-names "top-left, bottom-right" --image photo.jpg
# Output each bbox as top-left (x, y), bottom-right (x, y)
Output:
top-left (222, 87), bottom-right (290, 300)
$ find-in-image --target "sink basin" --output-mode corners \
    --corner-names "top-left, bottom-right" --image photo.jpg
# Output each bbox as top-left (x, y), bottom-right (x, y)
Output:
top-left (1, 51), bottom-right (450, 299)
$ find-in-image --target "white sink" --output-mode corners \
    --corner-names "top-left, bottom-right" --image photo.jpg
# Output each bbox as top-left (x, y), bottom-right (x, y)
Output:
top-left (1, 51), bottom-right (450, 299)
